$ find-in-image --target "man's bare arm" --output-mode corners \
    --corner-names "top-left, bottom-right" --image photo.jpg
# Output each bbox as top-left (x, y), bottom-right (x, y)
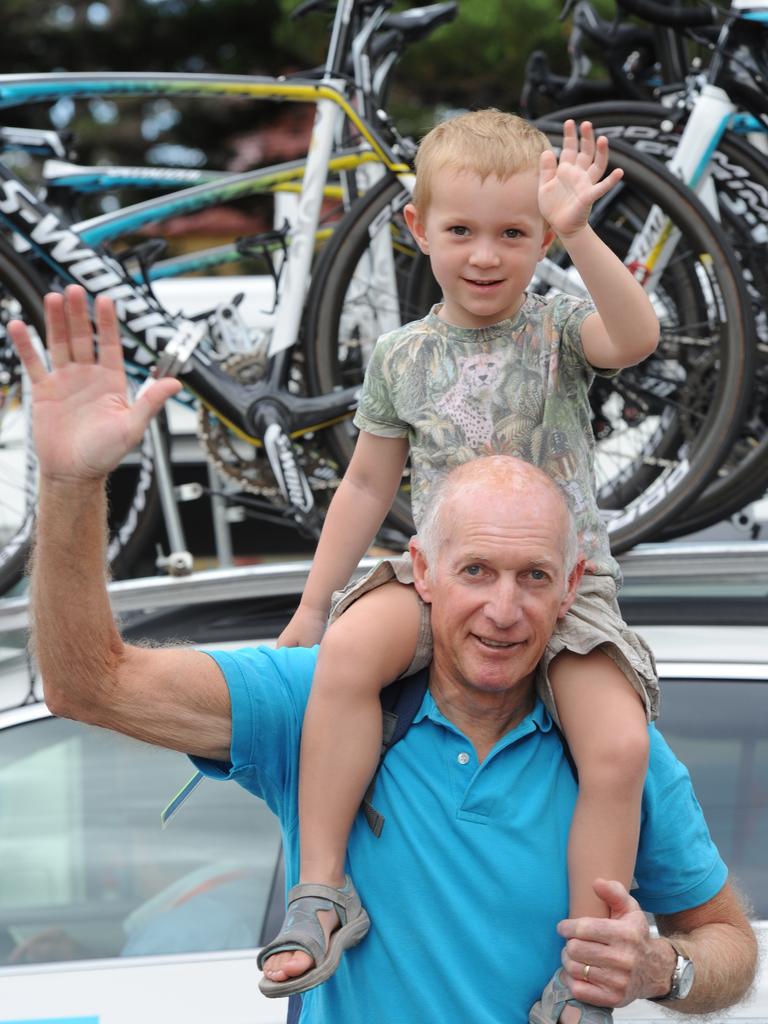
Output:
top-left (14, 286), bottom-right (233, 761)
top-left (557, 879), bottom-right (757, 1012)
top-left (32, 475), bottom-right (232, 760)
top-left (653, 881), bottom-right (758, 1014)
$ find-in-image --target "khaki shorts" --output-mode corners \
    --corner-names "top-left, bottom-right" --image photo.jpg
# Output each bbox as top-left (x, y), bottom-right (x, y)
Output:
top-left (329, 552), bottom-right (659, 726)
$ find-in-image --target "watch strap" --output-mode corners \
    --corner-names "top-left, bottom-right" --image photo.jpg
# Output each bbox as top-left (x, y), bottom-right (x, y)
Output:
top-left (649, 939), bottom-right (691, 1002)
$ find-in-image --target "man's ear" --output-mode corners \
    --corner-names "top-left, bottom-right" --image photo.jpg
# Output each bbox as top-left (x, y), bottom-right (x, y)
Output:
top-left (409, 536), bottom-right (433, 604)
top-left (539, 226), bottom-right (557, 260)
top-left (557, 556), bottom-right (585, 619)
top-left (404, 203), bottom-right (429, 256)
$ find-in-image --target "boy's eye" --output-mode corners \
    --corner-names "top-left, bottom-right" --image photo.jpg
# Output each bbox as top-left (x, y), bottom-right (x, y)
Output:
top-left (504, 228), bottom-right (522, 239)
top-left (449, 226), bottom-right (469, 236)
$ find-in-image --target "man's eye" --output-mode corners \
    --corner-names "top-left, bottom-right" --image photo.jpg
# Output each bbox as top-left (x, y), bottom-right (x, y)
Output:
top-left (529, 569), bottom-right (548, 581)
top-left (464, 564), bottom-right (483, 577)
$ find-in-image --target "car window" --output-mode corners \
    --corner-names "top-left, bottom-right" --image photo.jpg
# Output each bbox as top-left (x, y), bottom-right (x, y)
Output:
top-left (658, 679), bottom-right (767, 917)
top-left (0, 715), bottom-right (280, 966)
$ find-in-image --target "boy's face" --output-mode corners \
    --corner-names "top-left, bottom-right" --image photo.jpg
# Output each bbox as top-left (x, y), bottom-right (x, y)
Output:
top-left (405, 167), bottom-right (555, 329)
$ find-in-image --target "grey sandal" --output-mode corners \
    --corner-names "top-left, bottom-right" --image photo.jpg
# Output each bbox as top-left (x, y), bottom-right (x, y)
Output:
top-left (529, 970), bottom-right (614, 1023)
top-left (257, 875), bottom-right (370, 997)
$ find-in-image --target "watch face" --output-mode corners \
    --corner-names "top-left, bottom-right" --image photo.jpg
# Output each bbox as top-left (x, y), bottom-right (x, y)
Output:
top-left (677, 959), bottom-right (695, 999)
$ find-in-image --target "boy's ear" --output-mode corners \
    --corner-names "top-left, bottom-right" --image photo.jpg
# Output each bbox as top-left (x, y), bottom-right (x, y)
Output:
top-left (539, 226), bottom-right (557, 259)
top-left (404, 203), bottom-right (430, 255)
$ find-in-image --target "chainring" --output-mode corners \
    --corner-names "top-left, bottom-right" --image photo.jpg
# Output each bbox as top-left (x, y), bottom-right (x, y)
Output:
top-left (197, 352), bottom-right (341, 499)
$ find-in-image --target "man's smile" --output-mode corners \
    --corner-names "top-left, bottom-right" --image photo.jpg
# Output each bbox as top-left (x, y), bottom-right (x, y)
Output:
top-left (473, 634), bottom-right (525, 649)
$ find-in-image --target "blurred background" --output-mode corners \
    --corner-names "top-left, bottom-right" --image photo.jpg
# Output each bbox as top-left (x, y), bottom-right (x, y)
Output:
top-left (3, 0), bottom-right (584, 171)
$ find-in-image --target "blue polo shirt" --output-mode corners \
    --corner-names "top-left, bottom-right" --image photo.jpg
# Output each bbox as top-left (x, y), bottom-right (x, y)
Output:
top-left (193, 644), bottom-right (727, 1024)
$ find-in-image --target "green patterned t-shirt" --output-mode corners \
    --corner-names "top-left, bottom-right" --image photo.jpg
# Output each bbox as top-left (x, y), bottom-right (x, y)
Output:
top-left (354, 293), bottom-right (620, 580)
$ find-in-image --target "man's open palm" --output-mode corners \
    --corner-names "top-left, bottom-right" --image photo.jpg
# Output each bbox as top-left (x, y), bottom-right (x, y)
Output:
top-left (8, 286), bottom-right (180, 482)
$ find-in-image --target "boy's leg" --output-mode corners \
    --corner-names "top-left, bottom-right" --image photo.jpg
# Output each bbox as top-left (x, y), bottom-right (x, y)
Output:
top-left (550, 648), bottom-right (649, 917)
top-left (546, 648), bottom-right (649, 1024)
top-left (261, 579), bottom-right (423, 986)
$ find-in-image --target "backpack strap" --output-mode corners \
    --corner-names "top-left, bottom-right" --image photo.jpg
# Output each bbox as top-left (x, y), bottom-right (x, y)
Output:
top-left (361, 668), bottom-right (429, 836)
top-left (287, 994), bottom-right (302, 1024)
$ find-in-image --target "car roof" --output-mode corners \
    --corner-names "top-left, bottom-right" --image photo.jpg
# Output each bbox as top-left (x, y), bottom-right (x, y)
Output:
top-left (0, 541), bottom-right (766, 706)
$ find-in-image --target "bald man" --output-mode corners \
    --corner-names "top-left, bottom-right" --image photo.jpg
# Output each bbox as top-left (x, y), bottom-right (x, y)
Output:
top-left (11, 287), bottom-right (756, 1024)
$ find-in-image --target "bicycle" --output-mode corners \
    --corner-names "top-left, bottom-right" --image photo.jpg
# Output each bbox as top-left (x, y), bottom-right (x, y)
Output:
top-left (520, 0), bottom-right (695, 118)
top-left (0, 5), bottom-right (756, 593)
top-left (528, 0), bottom-right (768, 538)
top-left (0, 0), bottom-right (453, 591)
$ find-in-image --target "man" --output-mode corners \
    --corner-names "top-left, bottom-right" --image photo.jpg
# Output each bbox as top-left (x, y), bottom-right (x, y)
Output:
top-left (10, 286), bottom-right (757, 1024)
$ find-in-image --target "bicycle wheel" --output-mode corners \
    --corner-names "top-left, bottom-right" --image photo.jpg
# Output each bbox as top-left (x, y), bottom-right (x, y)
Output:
top-left (539, 101), bottom-right (768, 536)
top-left (304, 137), bottom-right (754, 553)
top-left (0, 240), bottom-right (161, 594)
top-left (304, 175), bottom-right (436, 538)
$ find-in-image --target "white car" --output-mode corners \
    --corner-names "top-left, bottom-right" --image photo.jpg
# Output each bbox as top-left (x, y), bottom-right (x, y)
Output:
top-left (0, 546), bottom-right (765, 1023)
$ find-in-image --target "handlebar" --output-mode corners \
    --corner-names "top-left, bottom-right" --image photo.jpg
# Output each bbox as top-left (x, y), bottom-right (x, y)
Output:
top-left (613, 0), bottom-right (718, 29)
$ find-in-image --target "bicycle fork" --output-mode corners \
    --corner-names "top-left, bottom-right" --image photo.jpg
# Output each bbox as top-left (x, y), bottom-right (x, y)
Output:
top-left (627, 85), bottom-right (736, 291)
top-left (254, 401), bottom-right (322, 538)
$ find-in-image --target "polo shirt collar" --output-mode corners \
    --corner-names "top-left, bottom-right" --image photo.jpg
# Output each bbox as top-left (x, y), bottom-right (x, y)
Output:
top-left (413, 687), bottom-right (554, 746)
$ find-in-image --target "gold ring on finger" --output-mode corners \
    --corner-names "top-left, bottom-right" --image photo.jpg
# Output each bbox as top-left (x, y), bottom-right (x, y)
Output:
top-left (582, 964), bottom-right (591, 982)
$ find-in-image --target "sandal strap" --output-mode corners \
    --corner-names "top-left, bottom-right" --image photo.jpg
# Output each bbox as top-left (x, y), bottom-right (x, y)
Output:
top-left (286, 876), bottom-right (359, 927)
top-left (256, 877), bottom-right (362, 970)
top-left (257, 896), bottom-right (330, 968)
top-left (529, 971), bottom-right (614, 1024)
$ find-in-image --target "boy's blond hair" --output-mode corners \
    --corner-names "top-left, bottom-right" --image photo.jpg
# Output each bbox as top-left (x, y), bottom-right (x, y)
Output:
top-left (412, 108), bottom-right (551, 211)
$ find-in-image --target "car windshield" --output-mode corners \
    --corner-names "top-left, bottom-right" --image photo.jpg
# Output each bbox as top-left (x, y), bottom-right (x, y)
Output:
top-left (0, 715), bottom-right (280, 965)
top-left (658, 678), bottom-right (767, 918)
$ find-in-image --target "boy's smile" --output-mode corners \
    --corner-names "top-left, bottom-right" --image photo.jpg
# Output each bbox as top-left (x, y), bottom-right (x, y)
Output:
top-left (405, 167), bottom-right (555, 329)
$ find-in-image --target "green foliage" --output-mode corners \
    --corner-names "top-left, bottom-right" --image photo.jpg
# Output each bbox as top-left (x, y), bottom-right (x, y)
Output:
top-left (0, 0), bottom-right (289, 75)
top-left (391, 0), bottom-right (569, 137)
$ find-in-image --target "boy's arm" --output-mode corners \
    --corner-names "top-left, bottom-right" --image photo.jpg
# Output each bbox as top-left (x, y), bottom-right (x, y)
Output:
top-left (277, 429), bottom-right (410, 646)
top-left (538, 120), bottom-right (660, 370)
top-left (560, 225), bottom-right (660, 370)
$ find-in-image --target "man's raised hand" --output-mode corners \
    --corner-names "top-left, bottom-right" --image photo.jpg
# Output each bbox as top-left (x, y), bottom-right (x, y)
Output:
top-left (538, 120), bottom-right (624, 241)
top-left (8, 285), bottom-right (181, 482)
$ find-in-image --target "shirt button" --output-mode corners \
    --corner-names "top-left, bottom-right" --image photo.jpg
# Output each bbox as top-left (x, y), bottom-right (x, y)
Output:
top-left (457, 752), bottom-right (470, 765)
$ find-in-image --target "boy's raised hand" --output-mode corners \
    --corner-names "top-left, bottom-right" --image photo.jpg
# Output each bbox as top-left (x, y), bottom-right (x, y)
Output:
top-left (538, 119), bottom-right (624, 240)
top-left (8, 285), bottom-right (181, 483)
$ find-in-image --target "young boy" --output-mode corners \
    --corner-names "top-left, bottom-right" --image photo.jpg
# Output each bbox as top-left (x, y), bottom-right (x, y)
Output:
top-left (258, 111), bottom-right (660, 1024)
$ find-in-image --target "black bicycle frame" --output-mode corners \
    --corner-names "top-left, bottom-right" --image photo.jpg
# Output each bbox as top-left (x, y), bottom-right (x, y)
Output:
top-left (0, 162), bottom-right (361, 441)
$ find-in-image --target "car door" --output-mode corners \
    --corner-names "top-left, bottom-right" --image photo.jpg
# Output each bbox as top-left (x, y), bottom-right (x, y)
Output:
top-left (0, 705), bottom-right (285, 1024)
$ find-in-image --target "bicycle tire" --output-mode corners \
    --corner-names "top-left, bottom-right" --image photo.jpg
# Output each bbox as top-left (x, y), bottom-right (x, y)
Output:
top-left (304, 136), bottom-right (754, 553)
top-left (0, 239), bottom-right (161, 595)
top-left (304, 174), bottom-right (434, 538)
top-left (538, 100), bottom-right (768, 536)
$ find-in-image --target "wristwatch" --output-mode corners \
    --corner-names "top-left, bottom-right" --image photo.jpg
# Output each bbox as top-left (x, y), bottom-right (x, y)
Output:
top-left (651, 940), bottom-right (695, 1001)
